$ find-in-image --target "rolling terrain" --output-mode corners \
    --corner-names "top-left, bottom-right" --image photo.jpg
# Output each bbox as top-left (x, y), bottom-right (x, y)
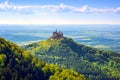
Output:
top-left (24, 36), bottom-right (120, 80)
top-left (1, 25), bottom-right (120, 52)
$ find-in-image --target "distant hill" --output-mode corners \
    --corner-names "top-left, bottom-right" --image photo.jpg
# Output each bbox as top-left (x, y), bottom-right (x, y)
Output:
top-left (0, 37), bottom-right (85, 80)
top-left (24, 37), bottom-right (120, 80)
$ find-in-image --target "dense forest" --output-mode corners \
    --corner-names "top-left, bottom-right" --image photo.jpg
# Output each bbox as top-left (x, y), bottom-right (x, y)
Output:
top-left (0, 37), bottom-right (85, 80)
top-left (24, 37), bottom-right (120, 80)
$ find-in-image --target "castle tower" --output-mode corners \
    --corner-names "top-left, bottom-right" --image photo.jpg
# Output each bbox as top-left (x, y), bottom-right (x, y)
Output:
top-left (50, 30), bottom-right (64, 40)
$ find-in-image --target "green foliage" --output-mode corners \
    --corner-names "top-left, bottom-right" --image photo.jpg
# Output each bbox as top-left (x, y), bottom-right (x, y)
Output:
top-left (49, 69), bottom-right (85, 80)
top-left (0, 37), bottom-right (85, 80)
top-left (25, 37), bottom-right (120, 80)
top-left (0, 54), bottom-right (6, 67)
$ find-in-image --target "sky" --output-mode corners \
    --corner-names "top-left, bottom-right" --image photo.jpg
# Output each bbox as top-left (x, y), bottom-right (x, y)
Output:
top-left (0, 0), bottom-right (120, 24)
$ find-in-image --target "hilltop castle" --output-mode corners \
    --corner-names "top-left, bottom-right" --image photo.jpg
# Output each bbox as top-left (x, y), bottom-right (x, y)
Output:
top-left (50, 30), bottom-right (64, 40)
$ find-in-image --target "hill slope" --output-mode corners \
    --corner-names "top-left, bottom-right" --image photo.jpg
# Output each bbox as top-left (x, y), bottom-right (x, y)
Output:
top-left (24, 37), bottom-right (120, 80)
top-left (0, 37), bottom-right (85, 80)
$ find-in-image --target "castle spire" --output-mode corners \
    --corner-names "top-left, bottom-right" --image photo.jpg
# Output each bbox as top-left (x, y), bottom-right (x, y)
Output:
top-left (50, 30), bottom-right (64, 40)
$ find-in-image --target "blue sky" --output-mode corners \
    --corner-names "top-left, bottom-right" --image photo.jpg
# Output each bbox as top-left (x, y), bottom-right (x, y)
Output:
top-left (0, 0), bottom-right (120, 24)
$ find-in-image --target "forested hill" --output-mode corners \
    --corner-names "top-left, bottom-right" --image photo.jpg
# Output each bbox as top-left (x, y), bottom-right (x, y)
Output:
top-left (0, 37), bottom-right (85, 80)
top-left (24, 37), bottom-right (120, 80)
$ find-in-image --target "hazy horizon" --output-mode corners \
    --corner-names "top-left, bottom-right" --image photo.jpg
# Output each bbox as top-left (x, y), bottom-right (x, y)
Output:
top-left (0, 25), bottom-right (120, 52)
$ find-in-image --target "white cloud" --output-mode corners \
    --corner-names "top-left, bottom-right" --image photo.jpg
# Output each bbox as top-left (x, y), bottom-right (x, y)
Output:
top-left (89, 8), bottom-right (115, 13)
top-left (73, 5), bottom-right (88, 13)
top-left (0, 1), bottom-right (13, 9)
top-left (0, 1), bottom-right (120, 14)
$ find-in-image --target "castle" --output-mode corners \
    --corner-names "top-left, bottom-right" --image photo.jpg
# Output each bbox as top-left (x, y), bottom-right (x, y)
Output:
top-left (50, 30), bottom-right (64, 40)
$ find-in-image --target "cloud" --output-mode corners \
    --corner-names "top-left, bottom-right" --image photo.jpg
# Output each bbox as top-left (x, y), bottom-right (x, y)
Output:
top-left (0, 1), bottom-right (120, 14)
top-left (89, 7), bottom-right (120, 13)
top-left (73, 5), bottom-right (88, 13)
